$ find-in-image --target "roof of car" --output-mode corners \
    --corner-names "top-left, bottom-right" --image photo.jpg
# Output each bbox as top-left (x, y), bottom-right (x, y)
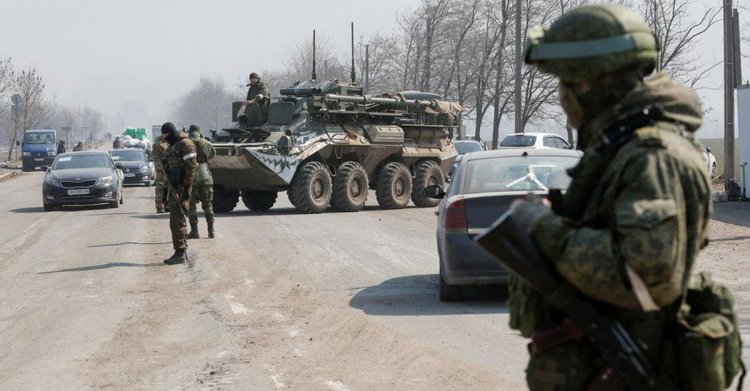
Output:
top-left (58, 151), bottom-right (107, 157)
top-left (454, 140), bottom-right (482, 144)
top-left (463, 147), bottom-right (582, 160)
top-left (504, 132), bottom-right (565, 137)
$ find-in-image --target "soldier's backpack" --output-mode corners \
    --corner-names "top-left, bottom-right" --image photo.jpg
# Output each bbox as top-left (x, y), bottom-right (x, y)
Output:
top-left (675, 272), bottom-right (745, 390)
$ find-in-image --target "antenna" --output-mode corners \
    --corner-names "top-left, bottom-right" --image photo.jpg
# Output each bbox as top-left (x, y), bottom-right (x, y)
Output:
top-left (350, 22), bottom-right (356, 83)
top-left (312, 30), bottom-right (317, 81)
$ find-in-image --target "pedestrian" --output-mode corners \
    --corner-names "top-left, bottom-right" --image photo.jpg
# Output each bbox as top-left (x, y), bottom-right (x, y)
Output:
top-left (186, 125), bottom-right (217, 239)
top-left (160, 122), bottom-right (197, 265)
top-left (151, 134), bottom-right (170, 213)
top-left (113, 137), bottom-right (123, 149)
top-left (73, 141), bottom-right (84, 152)
top-left (56, 139), bottom-right (66, 155)
top-left (507, 4), bottom-right (714, 389)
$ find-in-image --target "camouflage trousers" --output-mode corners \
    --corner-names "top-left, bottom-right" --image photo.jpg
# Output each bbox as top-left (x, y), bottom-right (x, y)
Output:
top-left (168, 187), bottom-right (191, 251)
top-left (154, 171), bottom-right (167, 211)
top-left (189, 184), bottom-right (214, 226)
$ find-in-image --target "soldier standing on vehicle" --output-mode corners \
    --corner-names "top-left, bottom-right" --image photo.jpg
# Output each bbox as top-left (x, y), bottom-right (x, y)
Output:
top-left (160, 122), bottom-right (197, 265)
top-left (186, 125), bottom-right (216, 239)
top-left (240, 72), bottom-right (270, 123)
top-left (151, 134), bottom-right (170, 213)
top-left (507, 5), bottom-right (713, 389)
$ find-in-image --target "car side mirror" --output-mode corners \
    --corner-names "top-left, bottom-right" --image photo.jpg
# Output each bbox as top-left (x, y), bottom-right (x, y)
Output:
top-left (423, 185), bottom-right (446, 199)
top-left (115, 163), bottom-right (124, 169)
top-left (706, 147), bottom-right (712, 153)
top-left (40, 166), bottom-right (49, 171)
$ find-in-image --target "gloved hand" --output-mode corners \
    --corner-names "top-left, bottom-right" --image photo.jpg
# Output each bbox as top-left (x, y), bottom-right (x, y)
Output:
top-left (510, 195), bottom-right (552, 233)
top-left (181, 188), bottom-right (191, 201)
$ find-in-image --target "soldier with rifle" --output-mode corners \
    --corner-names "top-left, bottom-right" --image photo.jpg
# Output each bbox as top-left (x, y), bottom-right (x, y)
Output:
top-left (186, 125), bottom-right (216, 239)
top-left (151, 134), bottom-right (170, 213)
top-left (160, 122), bottom-right (197, 265)
top-left (476, 4), bottom-right (739, 390)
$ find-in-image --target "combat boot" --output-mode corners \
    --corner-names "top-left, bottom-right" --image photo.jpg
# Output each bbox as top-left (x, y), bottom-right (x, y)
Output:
top-left (187, 223), bottom-right (200, 239)
top-left (163, 249), bottom-right (187, 265)
top-left (207, 222), bottom-right (215, 239)
top-left (156, 207), bottom-right (165, 213)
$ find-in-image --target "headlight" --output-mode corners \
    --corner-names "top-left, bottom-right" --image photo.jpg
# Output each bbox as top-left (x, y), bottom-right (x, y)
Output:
top-left (45, 176), bottom-right (61, 187)
top-left (139, 165), bottom-right (150, 173)
top-left (47, 151), bottom-right (57, 157)
top-left (22, 152), bottom-right (31, 157)
top-left (97, 175), bottom-right (113, 186)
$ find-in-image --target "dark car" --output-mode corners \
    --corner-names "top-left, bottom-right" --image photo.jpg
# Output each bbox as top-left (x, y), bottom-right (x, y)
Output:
top-left (426, 148), bottom-right (582, 301)
top-left (109, 149), bottom-right (153, 186)
top-left (42, 151), bottom-right (124, 211)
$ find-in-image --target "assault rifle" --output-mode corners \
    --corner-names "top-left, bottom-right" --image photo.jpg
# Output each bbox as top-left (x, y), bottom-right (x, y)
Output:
top-left (475, 211), bottom-right (676, 390)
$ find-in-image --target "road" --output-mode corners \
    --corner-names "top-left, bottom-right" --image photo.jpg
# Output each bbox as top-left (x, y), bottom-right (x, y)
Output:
top-left (1, 170), bottom-right (749, 390)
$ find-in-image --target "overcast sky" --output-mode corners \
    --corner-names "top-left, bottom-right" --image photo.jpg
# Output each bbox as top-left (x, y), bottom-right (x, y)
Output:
top-left (0, 0), bottom-right (739, 138)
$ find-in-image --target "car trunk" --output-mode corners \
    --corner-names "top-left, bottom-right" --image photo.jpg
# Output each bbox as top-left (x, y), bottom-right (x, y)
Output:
top-left (462, 191), bottom-right (543, 236)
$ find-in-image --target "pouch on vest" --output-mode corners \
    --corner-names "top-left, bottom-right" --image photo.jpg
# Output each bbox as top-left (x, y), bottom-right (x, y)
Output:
top-left (507, 273), bottom-right (563, 338)
top-left (196, 163), bottom-right (210, 183)
top-left (676, 272), bottom-right (745, 390)
top-left (167, 167), bottom-right (184, 186)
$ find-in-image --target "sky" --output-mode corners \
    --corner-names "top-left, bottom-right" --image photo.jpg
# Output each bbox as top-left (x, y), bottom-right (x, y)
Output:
top-left (0, 0), bottom-right (742, 138)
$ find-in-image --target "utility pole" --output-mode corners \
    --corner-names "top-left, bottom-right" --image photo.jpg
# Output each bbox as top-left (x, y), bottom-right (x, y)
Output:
top-left (9, 94), bottom-right (22, 162)
top-left (724, 0), bottom-right (742, 185)
top-left (514, 0), bottom-right (523, 133)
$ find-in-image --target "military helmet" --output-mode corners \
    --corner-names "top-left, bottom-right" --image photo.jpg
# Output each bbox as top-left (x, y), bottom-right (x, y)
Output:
top-left (188, 124), bottom-right (202, 138)
top-left (524, 4), bottom-right (658, 82)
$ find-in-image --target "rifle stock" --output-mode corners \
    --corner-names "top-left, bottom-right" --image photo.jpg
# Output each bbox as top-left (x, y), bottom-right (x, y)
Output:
top-left (475, 211), bottom-right (674, 391)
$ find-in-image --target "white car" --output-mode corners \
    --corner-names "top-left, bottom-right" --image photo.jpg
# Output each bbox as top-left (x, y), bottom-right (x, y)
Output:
top-left (697, 141), bottom-right (717, 179)
top-left (499, 132), bottom-right (573, 150)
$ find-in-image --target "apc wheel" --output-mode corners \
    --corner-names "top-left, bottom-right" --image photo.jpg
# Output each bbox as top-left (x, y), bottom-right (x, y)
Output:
top-left (241, 191), bottom-right (278, 211)
top-left (331, 161), bottom-right (368, 212)
top-left (411, 160), bottom-right (445, 207)
top-left (439, 263), bottom-right (462, 302)
top-left (376, 162), bottom-right (412, 209)
top-left (213, 185), bottom-right (239, 213)
top-left (289, 161), bottom-right (332, 214)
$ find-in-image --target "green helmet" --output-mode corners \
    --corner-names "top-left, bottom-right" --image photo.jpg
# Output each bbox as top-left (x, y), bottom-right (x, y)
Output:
top-left (188, 124), bottom-right (202, 138)
top-left (524, 4), bottom-right (658, 82)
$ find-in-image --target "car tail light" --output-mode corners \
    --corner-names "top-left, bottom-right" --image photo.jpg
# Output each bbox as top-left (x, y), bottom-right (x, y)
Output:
top-left (444, 198), bottom-right (467, 231)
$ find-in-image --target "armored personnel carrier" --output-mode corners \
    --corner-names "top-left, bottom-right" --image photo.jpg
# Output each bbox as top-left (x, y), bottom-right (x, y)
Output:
top-left (210, 80), bottom-right (460, 214)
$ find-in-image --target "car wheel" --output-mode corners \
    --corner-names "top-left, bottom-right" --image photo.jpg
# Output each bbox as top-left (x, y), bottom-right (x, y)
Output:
top-left (43, 204), bottom-right (56, 212)
top-left (439, 263), bottom-right (462, 302)
top-left (145, 181), bottom-right (151, 187)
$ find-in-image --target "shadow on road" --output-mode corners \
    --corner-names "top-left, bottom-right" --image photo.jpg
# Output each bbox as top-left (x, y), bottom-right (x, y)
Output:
top-left (712, 202), bottom-right (750, 228)
top-left (37, 262), bottom-right (164, 274)
top-left (88, 241), bottom-right (171, 248)
top-left (711, 236), bottom-right (750, 243)
top-left (129, 214), bottom-right (170, 220)
top-left (217, 204), bottom-right (420, 217)
top-left (12, 204), bottom-right (112, 213)
top-left (9, 207), bottom-right (45, 213)
top-left (349, 274), bottom-right (508, 316)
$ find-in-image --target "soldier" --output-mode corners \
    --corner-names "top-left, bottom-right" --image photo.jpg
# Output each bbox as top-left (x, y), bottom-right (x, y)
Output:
top-left (508, 5), bottom-right (712, 389)
top-left (160, 122), bottom-right (198, 265)
top-left (241, 72), bottom-right (270, 123)
top-left (72, 141), bottom-right (84, 152)
top-left (186, 125), bottom-right (216, 239)
top-left (151, 134), bottom-right (170, 213)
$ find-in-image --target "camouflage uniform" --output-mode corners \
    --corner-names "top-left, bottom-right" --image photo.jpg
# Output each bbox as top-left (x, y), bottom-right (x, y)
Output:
top-left (151, 135), bottom-right (170, 212)
top-left (510, 5), bottom-right (712, 389)
top-left (187, 126), bottom-right (216, 238)
top-left (162, 132), bottom-right (197, 254)
top-left (246, 77), bottom-right (271, 121)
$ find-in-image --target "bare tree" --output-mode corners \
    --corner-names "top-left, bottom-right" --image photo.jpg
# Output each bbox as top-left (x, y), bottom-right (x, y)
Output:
top-left (172, 77), bottom-right (234, 132)
top-left (7, 67), bottom-right (51, 160)
top-left (0, 58), bottom-right (16, 149)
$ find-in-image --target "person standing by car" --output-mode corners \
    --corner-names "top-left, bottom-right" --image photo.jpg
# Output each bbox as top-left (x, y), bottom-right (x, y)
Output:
top-left (506, 4), bottom-right (714, 389)
top-left (72, 141), bottom-right (84, 152)
top-left (56, 139), bottom-right (66, 155)
top-left (112, 137), bottom-right (123, 149)
top-left (186, 125), bottom-right (216, 239)
top-left (151, 134), bottom-right (170, 213)
top-left (160, 122), bottom-right (197, 265)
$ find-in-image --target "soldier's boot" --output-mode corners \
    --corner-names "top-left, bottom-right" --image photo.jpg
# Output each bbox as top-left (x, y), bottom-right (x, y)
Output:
top-left (156, 207), bottom-right (165, 213)
top-left (187, 223), bottom-right (200, 239)
top-left (163, 250), bottom-right (188, 265)
top-left (207, 222), bottom-right (215, 239)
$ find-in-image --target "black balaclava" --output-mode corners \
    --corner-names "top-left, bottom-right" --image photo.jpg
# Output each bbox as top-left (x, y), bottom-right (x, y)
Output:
top-left (161, 122), bottom-right (179, 145)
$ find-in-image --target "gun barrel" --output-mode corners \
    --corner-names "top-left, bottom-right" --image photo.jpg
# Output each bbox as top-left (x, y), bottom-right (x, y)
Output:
top-left (323, 94), bottom-right (434, 108)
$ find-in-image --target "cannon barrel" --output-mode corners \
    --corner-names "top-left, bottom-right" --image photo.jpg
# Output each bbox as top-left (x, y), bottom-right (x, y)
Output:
top-left (323, 94), bottom-right (435, 108)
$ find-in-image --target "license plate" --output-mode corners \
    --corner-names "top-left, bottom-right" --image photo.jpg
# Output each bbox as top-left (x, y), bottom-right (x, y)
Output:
top-left (34, 158), bottom-right (44, 161)
top-left (67, 189), bottom-right (90, 195)
top-left (124, 173), bottom-right (135, 177)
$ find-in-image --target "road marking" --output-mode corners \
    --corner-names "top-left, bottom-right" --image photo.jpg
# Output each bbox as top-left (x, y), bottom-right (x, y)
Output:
top-left (225, 295), bottom-right (250, 315)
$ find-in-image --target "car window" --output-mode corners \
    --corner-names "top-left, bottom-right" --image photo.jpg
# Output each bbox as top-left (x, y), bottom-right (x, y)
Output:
top-left (500, 135), bottom-right (536, 147)
top-left (455, 141), bottom-right (483, 154)
top-left (53, 154), bottom-right (111, 170)
top-left (463, 155), bottom-right (579, 194)
top-left (554, 137), bottom-right (571, 149)
top-left (543, 137), bottom-right (557, 148)
top-left (110, 149), bottom-right (146, 161)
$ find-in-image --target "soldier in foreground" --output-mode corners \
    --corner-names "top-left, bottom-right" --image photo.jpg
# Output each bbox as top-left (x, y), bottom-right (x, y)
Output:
top-left (151, 134), bottom-right (170, 213)
top-left (498, 4), bottom-right (735, 390)
top-left (160, 122), bottom-right (197, 265)
top-left (186, 125), bottom-right (216, 239)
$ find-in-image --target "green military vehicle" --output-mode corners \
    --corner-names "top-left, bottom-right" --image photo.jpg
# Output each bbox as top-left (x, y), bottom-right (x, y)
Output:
top-left (209, 79), bottom-right (461, 214)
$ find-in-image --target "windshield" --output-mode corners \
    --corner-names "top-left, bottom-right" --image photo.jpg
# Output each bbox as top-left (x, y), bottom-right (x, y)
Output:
top-left (464, 155), bottom-right (579, 194)
top-left (23, 132), bottom-right (55, 144)
top-left (455, 141), bottom-right (483, 154)
top-left (110, 149), bottom-right (146, 161)
top-left (500, 135), bottom-right (536, 147)
top-left (52, 154), bottom-right (111, 170)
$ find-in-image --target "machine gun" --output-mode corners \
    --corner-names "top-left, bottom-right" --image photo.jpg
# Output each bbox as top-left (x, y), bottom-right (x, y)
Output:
top-left (475, 211), bottom-right (675, 390)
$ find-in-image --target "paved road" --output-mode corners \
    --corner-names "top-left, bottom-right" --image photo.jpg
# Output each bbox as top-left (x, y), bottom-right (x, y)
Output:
top-left (0, 170), bottom-right (527, 390)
